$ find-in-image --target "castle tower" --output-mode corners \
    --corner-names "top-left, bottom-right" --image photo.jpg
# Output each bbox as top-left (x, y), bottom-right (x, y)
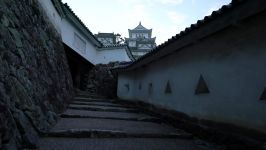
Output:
top-left (125, 22), bottom-right (156, 59)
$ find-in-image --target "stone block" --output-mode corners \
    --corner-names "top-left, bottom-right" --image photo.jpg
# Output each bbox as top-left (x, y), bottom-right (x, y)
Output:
top-left (8, 28), bottom-right (22, 48)
top-left (13, 109), bottom-right (39, 148)
top-left (1, 15), bottom-right (9, 27)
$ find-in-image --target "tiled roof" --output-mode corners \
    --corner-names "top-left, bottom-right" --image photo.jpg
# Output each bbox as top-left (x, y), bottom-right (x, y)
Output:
top-left (99, 44), bottom-right (135, 61)
top-left (114, 0), bottom-right (266, 72)
top-left (133, 22), bottom-right (148, 30)
top-left (95, 33), bottom-right (115, 37)
top-left (95, 33), bottom-right (116, 40)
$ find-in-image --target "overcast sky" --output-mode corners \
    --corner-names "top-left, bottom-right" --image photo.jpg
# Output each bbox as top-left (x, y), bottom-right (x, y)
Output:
top-left (62, 0), bottom-right (231, 44)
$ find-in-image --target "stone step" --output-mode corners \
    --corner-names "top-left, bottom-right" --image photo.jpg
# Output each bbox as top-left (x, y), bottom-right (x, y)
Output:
top-left (39, 138), bottom-right (206, 150)
top-left (63, 109), bottom-right (152, 119)
top-left (76, 91), bottom-right (96, 94)
top-left (76, 93), bottom-right (100, 96)
top-left (72, 98), bottom-right (122, 106)
top-left (44, 129), bottom-right (192, 139)
top-left (77, 96), bottom-right (106, 100)
top-left (60, 114), bottom-right (162, 123)
top-left (76, 94), bottom-right (106, 99)
top-left (69, 104), bottom-right (133, 110)
top-left (70, 101), bottom-right (128, 108)
top-left (74, 97), bottom-right (115, 103)
top-left (68, 105), bottom-right (139, 113)
top-left (50, 118), bottom-right (185, 135)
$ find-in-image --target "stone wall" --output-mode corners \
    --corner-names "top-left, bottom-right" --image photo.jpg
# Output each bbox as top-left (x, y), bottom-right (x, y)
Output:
top-left (0, 0), bottom-right (74, 149)
top-left (84, 63), bottom-right (118, 98)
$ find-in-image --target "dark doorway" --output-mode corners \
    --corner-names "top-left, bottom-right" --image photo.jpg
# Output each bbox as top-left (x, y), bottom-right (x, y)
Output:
top-left (63, 43), bottom-right (94, 90)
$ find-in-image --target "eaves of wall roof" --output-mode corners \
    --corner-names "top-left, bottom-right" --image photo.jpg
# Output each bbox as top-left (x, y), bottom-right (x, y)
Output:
top-left (98, 44), bottom-right (135, 61)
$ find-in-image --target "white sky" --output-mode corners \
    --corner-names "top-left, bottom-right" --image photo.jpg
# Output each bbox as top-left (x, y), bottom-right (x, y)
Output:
top-left (62, 0), bottom-right (231, 44)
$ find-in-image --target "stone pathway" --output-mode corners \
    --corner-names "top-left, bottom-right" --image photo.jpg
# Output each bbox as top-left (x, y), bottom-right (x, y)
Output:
top-left (38, 92), bottom-right (222, 150)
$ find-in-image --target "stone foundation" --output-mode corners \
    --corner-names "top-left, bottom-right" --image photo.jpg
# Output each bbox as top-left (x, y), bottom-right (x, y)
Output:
top-left (84, 63), bottom-right (118, 98)
top-left (0, 0), bottom-right (74, 149)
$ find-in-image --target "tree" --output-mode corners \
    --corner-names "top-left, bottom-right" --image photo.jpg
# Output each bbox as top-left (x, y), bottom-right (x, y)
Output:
top-left (115, 33), bottom-right (125, 44)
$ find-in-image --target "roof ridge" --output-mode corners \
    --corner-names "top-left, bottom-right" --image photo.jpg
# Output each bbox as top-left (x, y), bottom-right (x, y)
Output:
top-left (133, 22), bottom-right (148, 30)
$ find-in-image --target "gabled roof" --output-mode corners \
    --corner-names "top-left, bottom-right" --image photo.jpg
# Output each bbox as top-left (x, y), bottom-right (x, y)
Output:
top-left (114, 0), bottom-right (266, 72)
top-left (133, 22), bottom-right (148, 30)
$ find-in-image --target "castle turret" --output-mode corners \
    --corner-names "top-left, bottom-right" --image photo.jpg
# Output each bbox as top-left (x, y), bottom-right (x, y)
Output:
top-left (125, 22), bottom-right (156, 59)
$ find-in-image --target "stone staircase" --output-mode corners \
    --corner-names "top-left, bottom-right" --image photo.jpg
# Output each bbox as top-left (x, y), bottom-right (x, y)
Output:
top-left (37, 91), bottom-right (222, 150)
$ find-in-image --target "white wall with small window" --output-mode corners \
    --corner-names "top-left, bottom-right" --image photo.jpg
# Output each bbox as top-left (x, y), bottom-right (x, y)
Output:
top-left (117, 14), bottom-right (266, 134)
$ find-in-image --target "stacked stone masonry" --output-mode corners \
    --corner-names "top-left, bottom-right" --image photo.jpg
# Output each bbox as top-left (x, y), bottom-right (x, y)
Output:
top-left (83, 63), bottom-right (118, 98)
top-left (0, 0), bottom-right (73, 149)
